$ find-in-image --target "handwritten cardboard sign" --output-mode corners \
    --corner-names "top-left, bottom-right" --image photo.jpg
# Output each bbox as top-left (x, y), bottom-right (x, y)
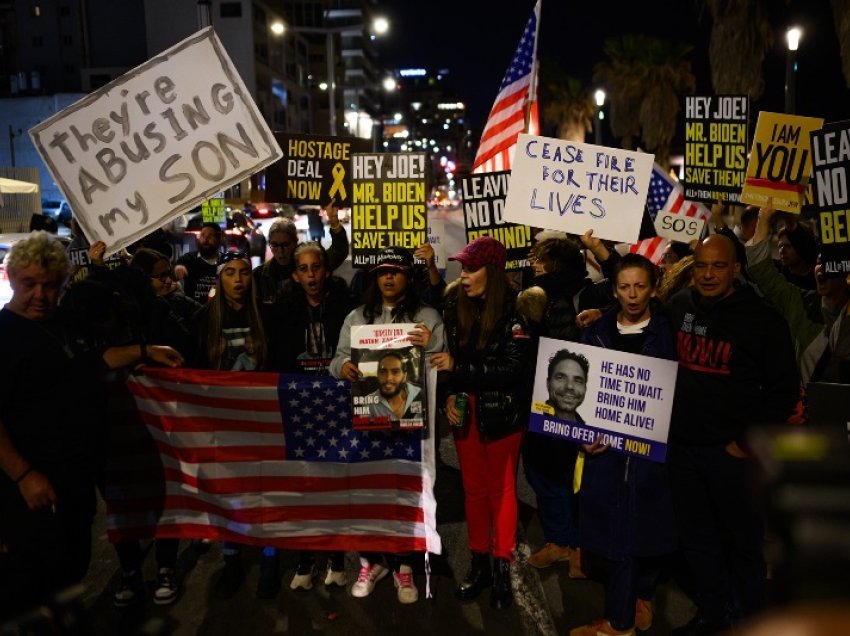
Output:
top-left (653, 210), bottom-right (705, 244)
top-left (683, 95), bottom-right (748, 203)
top-left (811, 120), bottom-right (850, 275)
top-left (503, 134), bottom-right (653, 244)
top-left (740, 111), bottom-right (823, 213)
top-left (350, 152), bottom-right (427, 268)
top-left (460, 171), bottom-right (532, 270)
top-left (29, 27), bottom-right (282, 255)
top-left (265, 132), bottom-right (372, 207)
top-left (528, 337), bottom-right (678, 463)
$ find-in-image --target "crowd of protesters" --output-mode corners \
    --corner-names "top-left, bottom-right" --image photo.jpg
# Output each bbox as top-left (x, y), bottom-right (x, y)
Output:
top-left (1, 194), bottom-right (844, 636)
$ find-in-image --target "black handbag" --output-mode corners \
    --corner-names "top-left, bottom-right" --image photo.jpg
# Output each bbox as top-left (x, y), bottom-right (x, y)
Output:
top-left (475, 390), bottom-right (522, 437)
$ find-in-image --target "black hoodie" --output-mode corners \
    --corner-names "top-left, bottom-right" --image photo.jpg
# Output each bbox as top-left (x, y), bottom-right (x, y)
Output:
top-left (666, 284), bottom-right (799, 446)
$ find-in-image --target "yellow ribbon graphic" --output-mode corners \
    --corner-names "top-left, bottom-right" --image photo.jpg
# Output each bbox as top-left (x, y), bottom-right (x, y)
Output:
top-left (328, 163), bottom-right (346, 200)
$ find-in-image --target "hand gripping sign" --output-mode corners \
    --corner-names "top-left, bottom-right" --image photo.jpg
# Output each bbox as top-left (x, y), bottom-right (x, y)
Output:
top-left (29, 27), bottom-right (282, 255)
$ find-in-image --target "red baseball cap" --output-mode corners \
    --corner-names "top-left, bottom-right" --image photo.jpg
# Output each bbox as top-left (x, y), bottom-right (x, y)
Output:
top-left (449, 236), bottom-right (507, 270)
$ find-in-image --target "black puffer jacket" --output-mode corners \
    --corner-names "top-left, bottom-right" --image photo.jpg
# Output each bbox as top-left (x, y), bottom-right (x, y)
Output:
top-left (442, 281), bottom-right (536, 429)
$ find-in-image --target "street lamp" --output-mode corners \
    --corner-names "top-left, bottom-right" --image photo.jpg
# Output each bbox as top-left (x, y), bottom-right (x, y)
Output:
top-left (594, 89), bottom-right (606, 145)
top-left (786, 26), bottom-right (801, 114)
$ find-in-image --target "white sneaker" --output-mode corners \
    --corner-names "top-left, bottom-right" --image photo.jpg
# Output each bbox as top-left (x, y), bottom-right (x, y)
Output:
top-left (324, 567), bottom-right (348, 587)
top-left (393, 566), bottom-right (418, 604)
top-left (350, 558), bottom-right (388, 598)
top-left (153, 568), bottom-right (178, 605)
top-left (290, 570), bottom-right (313, 590)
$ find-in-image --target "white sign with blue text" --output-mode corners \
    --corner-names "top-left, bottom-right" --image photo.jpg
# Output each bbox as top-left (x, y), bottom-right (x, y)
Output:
top-left (30, 27), bottom-right (282, 256)
top-left (528, 337), bottom-right (678, 463)
top-left (503, 134), bottom-right (654, 244)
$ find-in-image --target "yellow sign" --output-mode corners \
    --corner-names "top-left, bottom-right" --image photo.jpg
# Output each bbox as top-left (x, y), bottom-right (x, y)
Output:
top-left (740, 111), bottom-right (823, 213)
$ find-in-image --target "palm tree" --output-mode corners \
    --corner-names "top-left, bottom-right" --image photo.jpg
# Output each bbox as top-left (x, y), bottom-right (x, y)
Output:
top-left (703, 0), bottom-right (772, 100)
top-left (594, 35), bottom-right (695, 167)
top-left (832, 0), bottom-right (850, 88)
top-left (538, 58), bottom-right (596, 143)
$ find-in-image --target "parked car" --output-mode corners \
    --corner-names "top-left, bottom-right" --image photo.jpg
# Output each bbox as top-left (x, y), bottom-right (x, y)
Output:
top-left (41, 199), bottom-right (72, 224)
top-left (183, 210), bottom-right (267, 259)
top-left (0, 233), bottom-right (71, 306)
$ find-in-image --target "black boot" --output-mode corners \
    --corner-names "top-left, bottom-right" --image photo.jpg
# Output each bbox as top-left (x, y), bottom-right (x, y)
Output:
top-left (489, 558), bottom-right (512, 609)
top-left (256, 552), bottom-right (281, 599)
top-left (455, 552), bottom-right (492, 600)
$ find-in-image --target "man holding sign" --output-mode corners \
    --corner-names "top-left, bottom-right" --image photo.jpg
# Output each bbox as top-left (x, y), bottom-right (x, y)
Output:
top-left (666, 235), bottom-right (798, 634)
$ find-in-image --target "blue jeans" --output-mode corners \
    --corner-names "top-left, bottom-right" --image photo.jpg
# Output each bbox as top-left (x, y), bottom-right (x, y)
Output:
top-left (524, 459), bottom-right (579, 548)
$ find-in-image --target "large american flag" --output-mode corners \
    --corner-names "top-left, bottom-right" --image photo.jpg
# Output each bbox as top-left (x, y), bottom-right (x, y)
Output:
top-left (630, 163), bottom-right (710, 263)
top-left (105, 368), bottom-right (441, 554)
top-left (472, 1), bottom-right (540, 173)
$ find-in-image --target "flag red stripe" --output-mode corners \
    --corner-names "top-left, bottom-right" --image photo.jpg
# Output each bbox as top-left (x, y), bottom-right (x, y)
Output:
top-left (126, 381), bottom-right (280, 412)
top-left (474, 134), bottom-right (524, 171)
top-left (108, 524), bottom-right (428, 552)
top-left (137, 367), bottom-right (283, 387)
top-left (150, 440), bottom-right (285, 463)
top-left (479, 89), bottom-right (527, 137)
top-left (669, 193), bottom-right (684, 213)
top-left (107, 466), bottom-right (423, 494)
top-left (106, 496), bottom-right (425, 523)
top-left (478, 108), bottom-right (525, 147)
top-left (136, 410), bottom-right (282, 435)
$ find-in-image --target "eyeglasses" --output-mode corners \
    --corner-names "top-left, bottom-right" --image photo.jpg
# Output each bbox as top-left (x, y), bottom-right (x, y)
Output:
top-left (150, 270), bottom-right (175, 283)
top-left (269, 241), bottom-right (294, 250)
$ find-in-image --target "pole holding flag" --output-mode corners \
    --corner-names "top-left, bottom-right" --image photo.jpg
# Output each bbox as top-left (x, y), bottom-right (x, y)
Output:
top-left (472, 0), bottom-right (541, 174)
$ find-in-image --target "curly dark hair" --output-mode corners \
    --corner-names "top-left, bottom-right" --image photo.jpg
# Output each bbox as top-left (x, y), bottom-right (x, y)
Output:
top-left (547, 349), bottom-right (589, 381)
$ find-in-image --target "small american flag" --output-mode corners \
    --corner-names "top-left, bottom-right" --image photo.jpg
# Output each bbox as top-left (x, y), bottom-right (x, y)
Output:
top-left (629, 237), bottom-right (667, 265)
top-left (646, 163), bottom-right (710, 222)
top-left (106, 368), bottom-right (440, 554)
top-left (472, 1), bottom-right (540, 173)
top-left (631, 163), bottom-right (710, 263)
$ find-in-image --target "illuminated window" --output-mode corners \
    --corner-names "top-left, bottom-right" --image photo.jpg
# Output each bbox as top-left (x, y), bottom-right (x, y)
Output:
top-left (33, 5), bottom-right (41, 17)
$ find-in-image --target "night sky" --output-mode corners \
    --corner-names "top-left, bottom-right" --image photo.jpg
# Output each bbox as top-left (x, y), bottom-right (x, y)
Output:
top-left (379, 0), bottom-right (849, 140)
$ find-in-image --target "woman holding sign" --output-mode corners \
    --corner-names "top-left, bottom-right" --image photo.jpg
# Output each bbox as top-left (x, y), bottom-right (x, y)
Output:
top-left (431, 236), bottom-right (535, 610)
top-left (570, 253), bottom-right (677, 636)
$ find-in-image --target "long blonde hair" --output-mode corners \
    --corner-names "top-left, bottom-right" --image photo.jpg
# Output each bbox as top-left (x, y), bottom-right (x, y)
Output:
top-left (456, 264), bottom-right (509, 349)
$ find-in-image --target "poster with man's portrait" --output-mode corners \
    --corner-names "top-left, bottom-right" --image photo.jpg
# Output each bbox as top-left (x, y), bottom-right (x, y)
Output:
top-left (528, 337), bottom-right (678, 463)
top-left (350, 324), bottom-right (426, 430)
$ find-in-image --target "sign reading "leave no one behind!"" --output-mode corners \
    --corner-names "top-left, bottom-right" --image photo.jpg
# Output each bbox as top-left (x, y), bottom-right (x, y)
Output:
top-left (29, 27), bottom-right (282, 255)
top-left (503, 134), bottom-right (654, 244)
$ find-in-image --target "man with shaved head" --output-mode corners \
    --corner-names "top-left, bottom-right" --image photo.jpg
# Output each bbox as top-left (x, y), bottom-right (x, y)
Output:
top-left (666, 234), bottom-right (799, 635)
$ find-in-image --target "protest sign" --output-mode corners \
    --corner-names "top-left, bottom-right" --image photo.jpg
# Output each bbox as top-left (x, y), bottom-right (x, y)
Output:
top-left (460, 171), bottom-right (531, 270)
top-left (201, 193), bottom-right (225, 224)
top-left (528, 337), bottom-right (678, 463)
top-left (811, 120), bottom-right (850, 275)
top-left (740, 111), bottom-right (823, 213)
top-left (653, 209), bottom-right (705, 244)
top-left (426, 218), bottom-right (447, 276)
top-left (503, 134), bottom-right (653, 244)
top-left (350, 323), bottom-right (426, 431)
top-left (67, 247), bottom-right (123, 284)
top-left (29, 27), bottom-right (282, 255)
top-left (683, 95), bottom-right (748, 203)
top-left (350, 153), bottom-right (428, 267)
top-left (265, 133), bottom-right (372, 207)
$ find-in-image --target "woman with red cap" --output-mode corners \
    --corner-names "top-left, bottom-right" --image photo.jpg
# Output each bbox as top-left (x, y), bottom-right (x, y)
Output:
top-left (430, 236), bottom-right (536, 609)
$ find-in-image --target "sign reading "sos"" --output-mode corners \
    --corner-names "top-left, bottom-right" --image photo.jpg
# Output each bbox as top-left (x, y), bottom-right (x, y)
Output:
top-left (653, 210), bottom-right (705, 244)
